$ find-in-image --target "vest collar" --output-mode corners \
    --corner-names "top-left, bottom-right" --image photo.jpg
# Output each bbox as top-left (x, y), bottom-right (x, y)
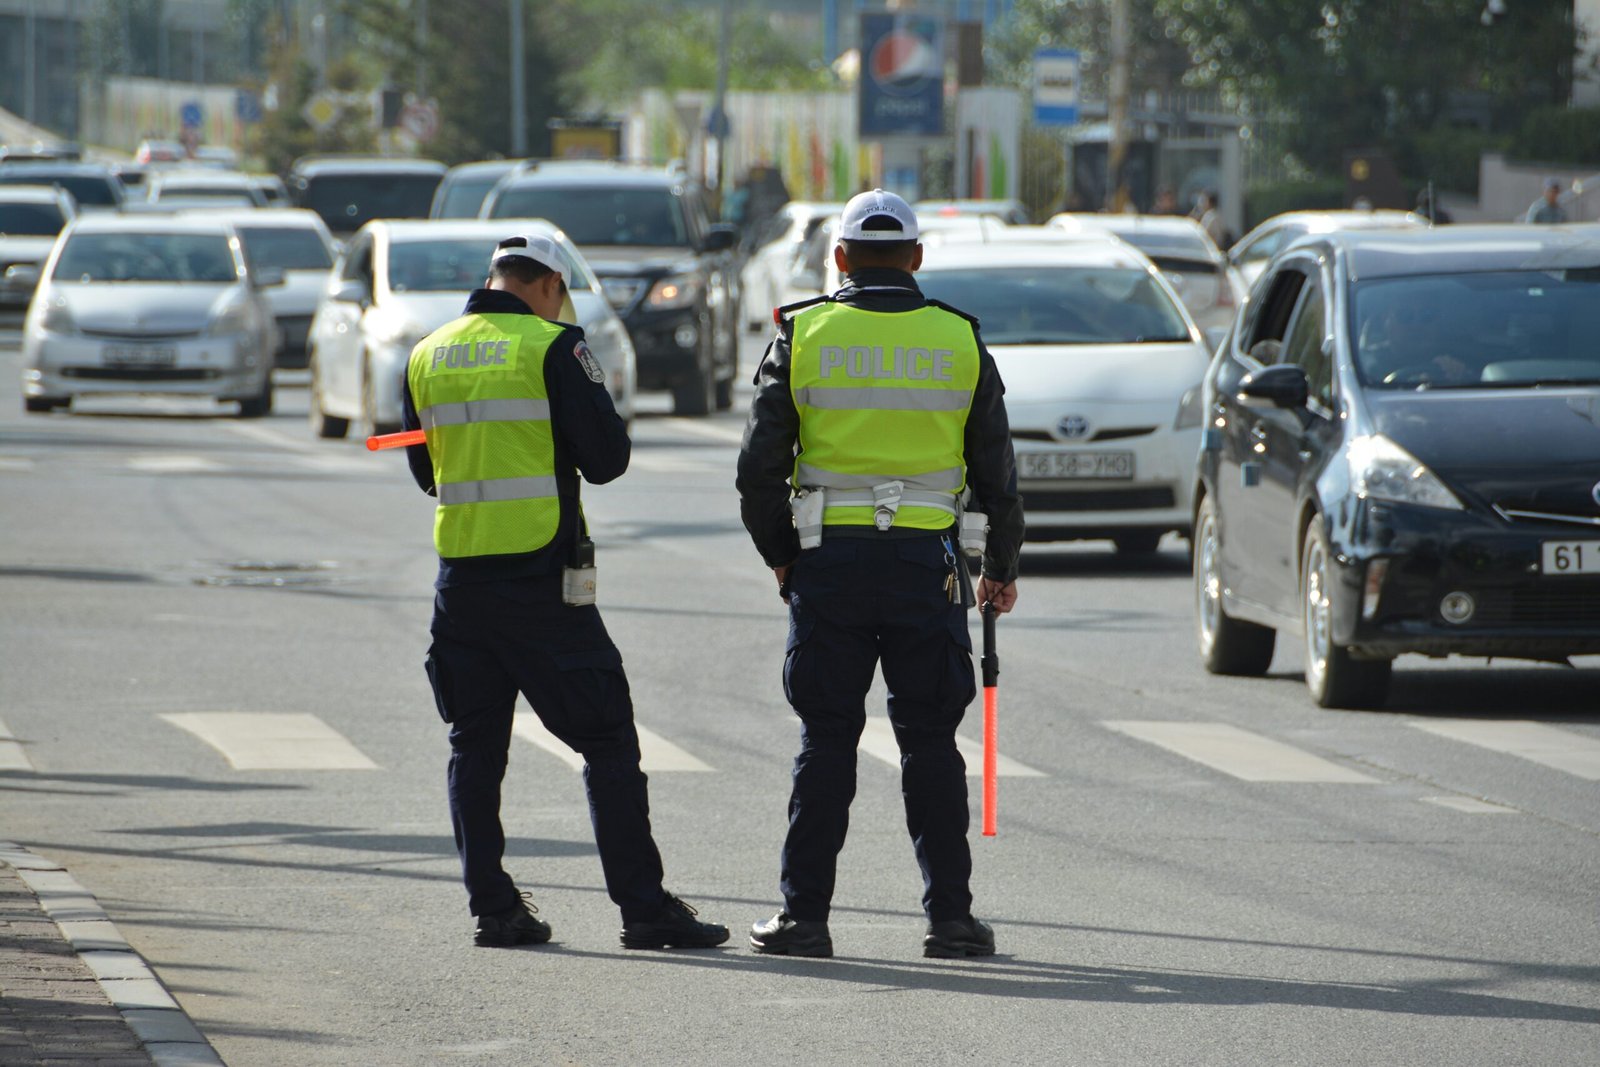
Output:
top-left (463, 288), bottom-right (536, 317)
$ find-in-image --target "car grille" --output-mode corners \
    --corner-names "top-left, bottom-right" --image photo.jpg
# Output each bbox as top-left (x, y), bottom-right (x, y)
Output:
top-left (1023, 487), bottom-right (1176, 511)
top-left (78, 327), bottom-right (202, 341)
top-left (1466, 583), bottom-right (1600, 628)
top-left (63, 367), bottom-right (220, 382)
top-left (1012, 426), bottom-right (1157, 444)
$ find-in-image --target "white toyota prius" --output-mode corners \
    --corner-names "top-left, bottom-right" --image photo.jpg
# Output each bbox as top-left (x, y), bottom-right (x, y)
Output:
top-left (913, 238), bottom-right (1212, 554)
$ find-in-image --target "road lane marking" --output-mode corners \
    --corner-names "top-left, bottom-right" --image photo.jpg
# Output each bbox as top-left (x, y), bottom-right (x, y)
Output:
top-left (1407, 719), bottom-right (1600, 781)
top-left (1421, 796), bottom-right (1518, 814)
top-left (223, 421), bottom-right (316, 452)
top-left (858, 717), bottom-right (1045, 777)
top-left (126, 454), bottom-right (224, 473)
top-left (658, 418), bottom-right (745, 446)
top-left (513, 715), bottom-right (712, 772)
top-left (0, 716), bottom-right (33, 771)
top-left (1103, 721), bottom-right (1379, 783)
top-left (0, 456), bottom-right (34, 471)
top-left (160, 712), bottom-right (379, 770)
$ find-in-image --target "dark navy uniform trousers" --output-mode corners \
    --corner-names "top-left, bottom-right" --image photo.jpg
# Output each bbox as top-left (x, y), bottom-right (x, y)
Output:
top-left (780, 533), bottom-right (978, 924)
top-left (424, 575), bottom-right (666, 921)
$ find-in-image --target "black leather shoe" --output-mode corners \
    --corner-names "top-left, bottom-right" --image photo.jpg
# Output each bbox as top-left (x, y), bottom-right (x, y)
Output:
top-left (474, 892), bottom-right (552, 948)
top-left (620, 893), bottom-right (730, 949)
top-left (750, 911), bottom-right (833, 958)
top-left (923, 916), bottom-right (995, 958)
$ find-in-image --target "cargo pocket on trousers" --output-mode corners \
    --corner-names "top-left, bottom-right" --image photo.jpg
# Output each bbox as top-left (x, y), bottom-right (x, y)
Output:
top-left (941, 609), bottom-right (977, 714)
top-left (423, 648), bottom-right (453, 724)
top-left (781, 613), bottom-right (815, 707)
top-left (551, 646), bottom-right (632, 741)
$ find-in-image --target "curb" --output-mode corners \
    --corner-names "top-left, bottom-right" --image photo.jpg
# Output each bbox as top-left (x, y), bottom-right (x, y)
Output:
top-left (0, 842), bottom-right (225, 1067)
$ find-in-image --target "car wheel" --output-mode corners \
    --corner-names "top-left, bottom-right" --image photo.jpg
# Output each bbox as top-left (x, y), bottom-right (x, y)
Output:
top-left (1195, 494), bottom-right (1276, 676)
top-left (1113, 530), bottom-right (1164, 555)
top-left (236, 374), bottom-right (273, 418)
top-left (671, 337), bottom-right (715, 417)
top-left (23, 396), bottom-right (68, 414)
top-left (1301, 514), bottom-right (1392, 709)
top-left (308, 352), bottom-right (349, 439)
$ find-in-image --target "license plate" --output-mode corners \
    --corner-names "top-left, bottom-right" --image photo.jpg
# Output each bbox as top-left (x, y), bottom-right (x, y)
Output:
top-left (1540, 540), bottom-right (1600, 575)
top-left (1018, 451), bottom-right (1134, 480)
top-left (103, 344), bottom-right (177, 366)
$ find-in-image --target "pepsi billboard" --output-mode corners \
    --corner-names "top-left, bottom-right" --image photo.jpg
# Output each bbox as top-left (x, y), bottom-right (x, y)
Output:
top-left (858, 13), bottom-right (944, 138)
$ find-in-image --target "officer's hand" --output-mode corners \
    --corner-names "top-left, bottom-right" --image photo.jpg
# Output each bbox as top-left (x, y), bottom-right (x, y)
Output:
top-left (773, 563), bottom-right (794, 603)
top-left (978, 577), bottom-right (1018, 614)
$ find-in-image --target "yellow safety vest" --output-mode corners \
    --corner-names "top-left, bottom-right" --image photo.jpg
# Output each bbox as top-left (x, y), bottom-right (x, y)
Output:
top-left (788, 301), bottom-right (979, 532)
top-left (406, 313), bottom-right (562, 558)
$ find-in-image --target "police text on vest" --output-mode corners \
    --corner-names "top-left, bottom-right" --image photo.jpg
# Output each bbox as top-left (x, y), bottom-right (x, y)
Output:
top-left (817, 345), bottom-right (954, 381)
top-left (432, 338), bottom-right (510, 369)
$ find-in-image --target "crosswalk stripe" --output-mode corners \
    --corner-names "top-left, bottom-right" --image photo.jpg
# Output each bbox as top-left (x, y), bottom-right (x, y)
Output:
top-left (1407, 720), bottom-right (1600, 781)
top-left (858, 717), bottom-right (1046, 777)
top-left (160, 712), bottom-right (379, 770)
top-left (126, 454), bottom-right (225, 473)
top-left (512, 715), bottom-right (713, 772)
top-left (1103, 721), bottom-right (1379, 783)
top-left (1421, 796), bottom-right (1518, 814)
top-left (0, 717), bottom-right (34, 771)
top-left (0, 457), bottom-right (34, 472)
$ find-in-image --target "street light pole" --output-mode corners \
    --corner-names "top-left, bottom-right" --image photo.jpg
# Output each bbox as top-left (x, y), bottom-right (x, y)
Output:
top-left (1106, 0), bottom-right (1130, 211)
top-left (509, 0), bottom-right (527, 156)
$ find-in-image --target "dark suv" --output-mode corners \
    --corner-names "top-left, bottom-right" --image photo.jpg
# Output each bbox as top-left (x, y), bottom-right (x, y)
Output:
top-left (482, 162), bottom-right (740, 415)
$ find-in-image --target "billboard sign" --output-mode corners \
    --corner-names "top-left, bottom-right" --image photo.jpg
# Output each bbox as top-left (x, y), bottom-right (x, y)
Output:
top-left (1033, 48), bottom-right (1081, 126)
top-left (859, 13), bottom-right (944, 138)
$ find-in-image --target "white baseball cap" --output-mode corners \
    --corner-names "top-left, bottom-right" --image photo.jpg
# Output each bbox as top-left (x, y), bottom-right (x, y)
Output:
top-left (838, 188), bottom-right (919, 242)
top-left (489, 233), bottom-right (569, 288)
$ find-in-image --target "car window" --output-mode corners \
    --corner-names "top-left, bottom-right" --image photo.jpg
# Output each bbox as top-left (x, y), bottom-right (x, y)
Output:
top-left (52, 232), bottom-right (238, 283)
top-left (436, 173), bottom-right (505, 219)
top-left (1235, 224), bottom-right (1298, 264)
top-left (916, 266), bottom-right (1192, 345)
top-left (1108, 229), bottom-right (1213, 260)
top-left (1242, 264), bottom-right (1310, 362)
top-left (0, 202), bottom-right (66, 236)
top-left (340, 234), bottom-right (373, 284)
top-left (488, 185), bottom-right (688, 247)
top-left (299, 174), bottom-right (441, 232)
top-left (1352, 269), bottom-right (1600, 389)
top-left (0, 172), bottom-right (120, 207)
top-left (1280, 279), bottom-right (1332, 408)
top-left (235, 226), bottom-right (334, 271)
top-left (384, 238), bottom-right (593, 294)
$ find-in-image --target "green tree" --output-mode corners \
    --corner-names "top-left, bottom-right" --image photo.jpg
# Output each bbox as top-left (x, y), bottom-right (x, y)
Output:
top-left (986, 0), bottom-right (1193, 99)
top-left (250, 23), bottom-right (377, 176)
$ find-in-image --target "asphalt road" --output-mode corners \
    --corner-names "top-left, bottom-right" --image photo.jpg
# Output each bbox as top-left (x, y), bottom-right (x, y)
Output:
top-left (2, 329), bottom-right (1597, 1066)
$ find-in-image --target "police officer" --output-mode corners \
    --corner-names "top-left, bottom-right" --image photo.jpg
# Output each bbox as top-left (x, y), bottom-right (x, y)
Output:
top-left (735, 190), bottom-right (1024, 958)
top-left (402, 233), bottom-right (728, 951)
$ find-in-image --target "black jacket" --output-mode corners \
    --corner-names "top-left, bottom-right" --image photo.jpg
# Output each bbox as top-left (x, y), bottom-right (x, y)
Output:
top-left (401, 288), bottom-right (630, 588)
top-left (735, 268), bottom-right (1024, 584)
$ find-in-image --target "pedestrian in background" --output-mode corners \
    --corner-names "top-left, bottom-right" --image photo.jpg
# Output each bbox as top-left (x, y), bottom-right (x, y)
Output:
top-left (1526, 179), bottom-right (1569, 224)
top-left (402, 233), bottom-right (728, 951)
top-left (736, 189), bottom-right (1024, 959)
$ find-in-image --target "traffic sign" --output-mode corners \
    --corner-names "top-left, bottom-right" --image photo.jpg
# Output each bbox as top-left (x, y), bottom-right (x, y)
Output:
top-left (302, 92), bottom-right (340, 132)
top-left (1033, 48), bottom-right (1081, 127)
top-left (399, 100), bottom-right (439, 142)
top-left (235, 90), bottom-right (263, 124)
top-left (180, 101), bottom-right (204, 129)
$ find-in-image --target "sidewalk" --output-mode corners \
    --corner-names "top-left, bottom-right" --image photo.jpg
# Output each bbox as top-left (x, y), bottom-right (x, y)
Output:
top-left (0, 844), bottom-right (222, 1066)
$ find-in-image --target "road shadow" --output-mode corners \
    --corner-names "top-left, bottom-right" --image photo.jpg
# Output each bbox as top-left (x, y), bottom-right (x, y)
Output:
top-left (108, 822), bottom-right (595, 860)
top-left (0, 771), bottom-right (303, 796)
top-left (1260, 666), bottom-right (1600, 723)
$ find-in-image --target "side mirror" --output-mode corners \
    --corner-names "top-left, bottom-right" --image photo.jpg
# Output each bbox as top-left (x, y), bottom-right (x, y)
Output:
top-left (330, 278), bottom-right (369, 305)
top-left (702, 224), bottom-right (737, 253)
top-left (3, 263), bottom-right (42, 291)
top-left (1237, 363), bottom-right (1309, 409)
top-left (252, 266), bottom-right (286, 288)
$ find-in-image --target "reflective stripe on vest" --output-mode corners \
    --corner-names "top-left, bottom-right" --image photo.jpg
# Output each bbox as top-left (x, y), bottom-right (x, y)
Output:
top-left (420, 397), bottom-right (551, 430)
top-left (407, 312), bottom-right (562, 559)
top-left (788, 302), bottom-right (979, 531)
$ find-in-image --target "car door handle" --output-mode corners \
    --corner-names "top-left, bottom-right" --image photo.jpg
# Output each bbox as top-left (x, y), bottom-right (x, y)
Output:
top-left (1249, 426), bottom-right (1269, 443)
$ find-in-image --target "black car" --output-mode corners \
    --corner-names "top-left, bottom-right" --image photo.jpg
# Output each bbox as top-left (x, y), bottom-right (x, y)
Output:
top-left (0, 162), bottom-right (124, 212)
top-left (1194, 225), bottom-right (1600, 708)
top-left (482, 162), bottom-right (740, 415)
top-left (287, 155), bottom-right (447, 239)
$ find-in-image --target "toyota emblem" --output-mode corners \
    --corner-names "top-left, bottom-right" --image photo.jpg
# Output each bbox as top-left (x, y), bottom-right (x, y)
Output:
top-left (1057, 415), bottom-right (1091, 440)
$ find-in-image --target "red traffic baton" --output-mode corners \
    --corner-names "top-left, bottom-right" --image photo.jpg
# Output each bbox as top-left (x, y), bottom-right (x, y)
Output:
top-left (980, 599), bottom-right (999, 837)
top-left (365, 429), bottom-right (426, 451)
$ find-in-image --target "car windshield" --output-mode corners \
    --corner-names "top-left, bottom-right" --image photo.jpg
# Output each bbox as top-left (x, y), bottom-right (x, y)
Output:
top-left (436, 173), bottom-right (506, 219)
top-left (488, 185), bottom-right (688, 247)
top-left (52, 232), bottom-right (238, 283)
top-left (1106, 229), bottom-right (1212, 260)
top-left (235, 226), bottom-right (332, 271)
top-left (388, 238), bottom-right (592, 293)
top-left (299, 174), bottom-right (441, 232)
top-left (916, 266), bottom-right (1193, 345)
top-left (157, 185), bottom-right (250, 200)
top-left (0, 202), bottom-right (65, 237)
top-left (0, 171), bottom-right (119, 206)
top-left (1353, 269), bottom-right (1600, 389)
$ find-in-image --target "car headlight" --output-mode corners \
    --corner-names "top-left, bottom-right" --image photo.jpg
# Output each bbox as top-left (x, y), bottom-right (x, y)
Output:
top-left (646, 273), bottom-right (702, 310)
top-left (39, 299), bottom-right (74, 335)
top-left (209, 301), bottom-right (256, 337)
top-left (1346, 434), bottom-right (1463, 510)
top-left (599, 278), bottom-right (640, 309)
